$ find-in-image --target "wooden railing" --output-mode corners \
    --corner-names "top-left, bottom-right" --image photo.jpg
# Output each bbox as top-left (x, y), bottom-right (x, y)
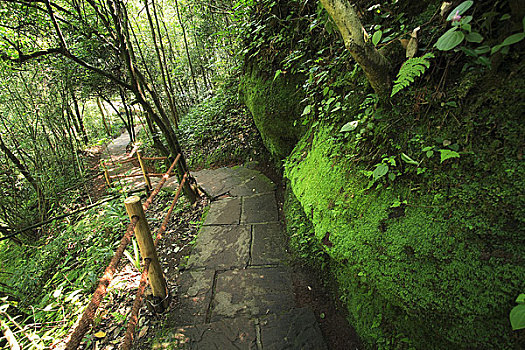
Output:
top-left (55, 154), bottom-right (190, 350)
top-left (100, 151), bottom-right (170, 191)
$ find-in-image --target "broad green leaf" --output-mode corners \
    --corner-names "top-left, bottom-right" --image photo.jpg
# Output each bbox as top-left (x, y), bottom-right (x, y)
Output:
top-left (373, 164), bottom-right (389, 180)
top-left (372, 30), bottom-right (383, 46)
top-left (439, 149), bottom-right (460, 163)
top-left (462, 15), bottom-right (473, 24)
top-left (500, 32), bottom-right (525, 47)
top-left (510, 304), bottom-right (525, 330)
top-left (435, 29), bottom-right (465, 51)
top-left (340, 120), bottom-right (359, 132)
top-left (516, 294), bottom-right (525, 304)
top-left (447, 1), bottom-right (474, 21)
top-left (401, 153), bottom-right (419, 165)
top-left (465, 32), bottom-right (483, 43)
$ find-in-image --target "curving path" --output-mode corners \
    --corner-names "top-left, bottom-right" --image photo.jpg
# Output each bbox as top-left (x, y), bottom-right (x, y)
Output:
top-left (152, 165), bottom-right (328, 349)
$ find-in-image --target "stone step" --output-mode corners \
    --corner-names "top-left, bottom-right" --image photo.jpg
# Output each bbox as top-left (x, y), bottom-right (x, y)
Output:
top-left (186, 222), bottom-right (288, 270)
top-left (193, 166), bottom-right (275, 198)
top-left (210, 267), bottom-right (295, 322)
top-left (153, 308), bottom-right (327, 350)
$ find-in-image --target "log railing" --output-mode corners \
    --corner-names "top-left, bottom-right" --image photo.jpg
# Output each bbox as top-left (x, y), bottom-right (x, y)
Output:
top-left (56, 154), bottom-right (190, 350)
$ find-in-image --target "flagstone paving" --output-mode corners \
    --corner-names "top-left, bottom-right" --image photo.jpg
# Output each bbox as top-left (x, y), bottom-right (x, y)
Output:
top-left (154, 165), bottom-right (327, 349)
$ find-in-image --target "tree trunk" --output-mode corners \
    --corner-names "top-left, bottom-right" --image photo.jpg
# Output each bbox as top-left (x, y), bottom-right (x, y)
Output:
top-left (96, 97), bottom-right (112, 136)
top-left (174, 0), bottom-right (199, 99)
top-left (0, 133), bottom-right (47, 226)
top-left (319, 0), bottom-right (392, 99)
top-left (70, 88), bottom-right (89, 145)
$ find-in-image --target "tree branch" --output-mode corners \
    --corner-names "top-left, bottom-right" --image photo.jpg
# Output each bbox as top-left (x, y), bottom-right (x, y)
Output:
top-left (0, 47), bottom-right (62, 63)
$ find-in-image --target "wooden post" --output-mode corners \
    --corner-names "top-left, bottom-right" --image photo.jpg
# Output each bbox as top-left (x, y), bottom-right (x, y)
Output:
top-left (137, 151), bottom-right (152, 191)
top-left (100, 160), bottom-right (111, 187)
top-left (124, 196), bottom-right (167, 305)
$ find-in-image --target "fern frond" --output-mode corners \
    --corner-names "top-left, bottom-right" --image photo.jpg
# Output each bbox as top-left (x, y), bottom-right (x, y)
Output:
top-left (391, 53), bottom-right (434, 97)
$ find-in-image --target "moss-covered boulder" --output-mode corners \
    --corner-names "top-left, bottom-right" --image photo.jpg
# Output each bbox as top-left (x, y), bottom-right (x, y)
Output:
top-left (283, 68), bottom-right (525, 348)
top-left (240, 62), bottom-right (305, 160)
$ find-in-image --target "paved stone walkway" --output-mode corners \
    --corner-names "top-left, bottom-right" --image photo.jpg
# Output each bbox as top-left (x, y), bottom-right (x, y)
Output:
top-left (103, 128), bottom-right (179, 191)
top-left (152, 166), bottom-right (327, 349)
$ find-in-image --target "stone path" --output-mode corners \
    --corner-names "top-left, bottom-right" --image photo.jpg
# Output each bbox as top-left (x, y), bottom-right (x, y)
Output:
top-left (103, 128), bottom-right (179, 191)
top-left (152, 166), bottom-right (328, 349)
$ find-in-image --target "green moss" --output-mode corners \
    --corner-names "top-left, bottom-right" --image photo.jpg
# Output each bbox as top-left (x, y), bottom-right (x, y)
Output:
top-left (240, 62), bottom-right (305, 160)
top-left (284, 115), bottom-right (525, 348)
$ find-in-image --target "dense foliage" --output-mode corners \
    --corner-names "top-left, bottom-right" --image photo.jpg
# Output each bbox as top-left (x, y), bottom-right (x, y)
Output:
top-left (0, 0), bottom-right (523, 348)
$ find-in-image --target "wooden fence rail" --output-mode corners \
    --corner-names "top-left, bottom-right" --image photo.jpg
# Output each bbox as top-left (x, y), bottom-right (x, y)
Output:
top-left (58, 153), bottom-right (186, 350)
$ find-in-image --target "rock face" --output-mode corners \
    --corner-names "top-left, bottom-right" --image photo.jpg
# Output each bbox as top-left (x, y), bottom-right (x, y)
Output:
top-left (153, 166), bottom-right (327, 349)
top-left (240, 63), bottom-right (305, 160)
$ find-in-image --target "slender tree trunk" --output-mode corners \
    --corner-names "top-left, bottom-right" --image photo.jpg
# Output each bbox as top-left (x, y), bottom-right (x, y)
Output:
top-left (152, 0), bottom-right (180, 127)
top-left (70, 88), bottom-right (89, 144)
top-left (319, 0), bottom-right (392, 99)
top-left (119, 87), bottom-right (134, 143)
top-left (174, 0), bottom-right (199, 99)
top-left (96, 97), bottom-right (112, 136)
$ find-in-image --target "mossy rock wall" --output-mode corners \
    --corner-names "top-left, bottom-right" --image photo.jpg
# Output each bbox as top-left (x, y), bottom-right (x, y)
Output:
top-left (283, 76), bottom-right (525, 348)
top-left (240, 62), bottom-right (305, 160)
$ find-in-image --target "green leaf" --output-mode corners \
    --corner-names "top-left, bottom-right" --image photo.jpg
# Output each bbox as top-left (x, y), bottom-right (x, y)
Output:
top-left (461, 23), bottom-right (472, 32)
top-left (460, 47), bottom-right (477, 57)
top-left (273, 69), bottom-right (282, 81)
top-left (400, 153), bottom-right (419, 165)
top-left (372, 164), bottom-right (389, 180)
top-left (500, 14), bottom-right (511, 21)
top-left (439, 149), bottom-right (460, 163)
top-left (435, 29), bottom-right (465, 51)
top-left (516, 294), bottom-right (525, 304)
top-left (510, 304), bottom-right (525, 330)
top-left (465, 32), bottom-right (483, 43)
top-left (476, 56), bottom-right (491, 67)
top-left (447, 1), bottom-right (473, 21)
top-left (462, 15), bottom-right (473, 24)
top-left (340, 120), bottom-right (359, 132)
top-left (491, 44), bottom-right (502, 55)
top-left (500, 32), bottom-right (525, 47)
top-left (372, 30), bottom-right (383, 46)
top-left (302, 105), bottom-right (312, 116)
top-left (475, 45), bottom-right (490, 54)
